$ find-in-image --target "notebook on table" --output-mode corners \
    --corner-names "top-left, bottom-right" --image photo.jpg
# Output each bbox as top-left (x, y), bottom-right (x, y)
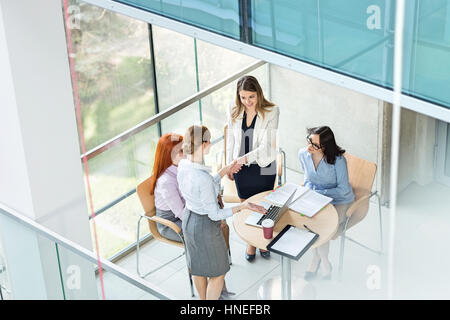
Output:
top-left (267, 224), bottom-right (319, 260)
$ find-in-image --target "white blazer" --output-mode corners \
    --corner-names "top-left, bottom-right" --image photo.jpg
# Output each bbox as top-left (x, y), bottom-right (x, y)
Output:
top-left (226, 105), bottom-right (279, 168)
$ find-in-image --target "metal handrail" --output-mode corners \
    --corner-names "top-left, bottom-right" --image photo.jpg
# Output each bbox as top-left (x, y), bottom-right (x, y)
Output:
top-left (0, 202), bottom-right (173, 300)
top-left (81, 60), bottom-right (266, 161)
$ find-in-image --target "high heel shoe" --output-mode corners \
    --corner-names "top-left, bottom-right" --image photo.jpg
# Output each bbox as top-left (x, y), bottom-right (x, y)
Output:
top-left (259, 250), bottom-right (270, 259)
top-left (304, 260), bottom-right (321, 281)
top-left (322, 264), bottom-right (332, 280)
top-left (245, 252), bottom-right (256, 262)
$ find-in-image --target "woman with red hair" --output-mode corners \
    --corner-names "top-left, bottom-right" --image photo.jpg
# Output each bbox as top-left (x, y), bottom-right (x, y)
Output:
top-left (149, 133), bottom-right (186, 242)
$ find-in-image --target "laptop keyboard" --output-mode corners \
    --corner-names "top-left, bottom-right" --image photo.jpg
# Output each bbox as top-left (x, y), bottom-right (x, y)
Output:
top-left (257, 205), bottom-right (281, 225)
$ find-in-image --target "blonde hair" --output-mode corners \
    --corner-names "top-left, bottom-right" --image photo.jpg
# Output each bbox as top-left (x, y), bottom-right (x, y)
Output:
top-left (231, 75), bottom-right (275, 121)
top-left (182, 125), bottom-right (211, 155)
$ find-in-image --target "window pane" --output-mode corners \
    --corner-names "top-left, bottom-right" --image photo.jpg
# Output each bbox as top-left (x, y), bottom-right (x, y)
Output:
top-left (66, 0), bottom-right (156, 151)
top-left (85, 125), bottom-right (159, 213)
top-left (196, 39), bottom-right (256, 90)
top-left (152, 25), bottom-right (200, 133)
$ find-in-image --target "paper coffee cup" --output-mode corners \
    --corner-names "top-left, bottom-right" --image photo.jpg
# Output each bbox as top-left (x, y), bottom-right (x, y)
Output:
top-left (262, 219), bottom-right (274, 239)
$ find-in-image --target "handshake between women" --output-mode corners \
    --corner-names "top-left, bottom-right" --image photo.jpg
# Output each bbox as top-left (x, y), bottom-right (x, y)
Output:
top-left (218, 159), bottom-right (267, 215)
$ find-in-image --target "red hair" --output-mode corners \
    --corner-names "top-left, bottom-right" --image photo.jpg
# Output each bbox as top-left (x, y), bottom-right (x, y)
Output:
top-left (149, 133), bottom-right (183, 195)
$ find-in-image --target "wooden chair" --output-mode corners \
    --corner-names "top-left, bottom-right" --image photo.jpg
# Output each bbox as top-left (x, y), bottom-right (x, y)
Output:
top-left (220, 124), bottom-right (286, 203)
top-left (136, 176), bottom-right (195, 297)
top-left (335, 153), bottom-right (383, 279)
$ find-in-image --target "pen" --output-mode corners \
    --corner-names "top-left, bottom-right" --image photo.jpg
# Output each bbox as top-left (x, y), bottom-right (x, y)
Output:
top-left (303, 224), bottom-right (316, 234)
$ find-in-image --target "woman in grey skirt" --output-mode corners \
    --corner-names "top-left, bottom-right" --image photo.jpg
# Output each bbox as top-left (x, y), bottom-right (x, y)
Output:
top-left (178, 125), bottom-right (267, 300)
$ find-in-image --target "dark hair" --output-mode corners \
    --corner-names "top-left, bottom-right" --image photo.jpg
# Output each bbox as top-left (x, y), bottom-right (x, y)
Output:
top-left (182, 125), bottom-right (211, 155)
top-left (307, 126), bottom-right (345, 165)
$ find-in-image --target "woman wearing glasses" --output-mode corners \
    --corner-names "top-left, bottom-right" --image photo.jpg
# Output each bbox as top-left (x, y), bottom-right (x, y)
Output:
top-left (226, 75), bottom-right (279, 262)
top-left (299, 126), bottom-right (354, 280)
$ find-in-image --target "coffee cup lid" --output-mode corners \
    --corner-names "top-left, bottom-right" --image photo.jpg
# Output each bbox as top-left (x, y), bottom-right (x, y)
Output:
top-left (262, 219), bottom-right (274, 227)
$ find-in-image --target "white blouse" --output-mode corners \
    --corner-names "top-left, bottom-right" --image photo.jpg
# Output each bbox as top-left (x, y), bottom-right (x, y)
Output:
top-left (177, 159), bottom-right (233, 221)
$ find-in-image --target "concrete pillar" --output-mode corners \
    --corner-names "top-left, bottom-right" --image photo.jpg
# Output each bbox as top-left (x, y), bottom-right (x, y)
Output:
top-left (0, 0), bottom-right (97, 299)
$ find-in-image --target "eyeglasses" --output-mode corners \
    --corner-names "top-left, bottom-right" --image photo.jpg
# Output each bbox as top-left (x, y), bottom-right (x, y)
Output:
top-left (306, 137), bottom-right (321, 150)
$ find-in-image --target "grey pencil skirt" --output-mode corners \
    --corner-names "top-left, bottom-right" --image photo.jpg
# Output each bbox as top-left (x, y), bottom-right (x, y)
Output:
top-left (182, 209), bottom-right (230, 277)
top-left (155, 208), bottom-right (182, 243)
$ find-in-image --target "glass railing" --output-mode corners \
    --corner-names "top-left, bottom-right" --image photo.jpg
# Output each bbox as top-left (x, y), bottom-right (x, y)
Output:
top-left (113, 0), bottom-right (450, 109)
top-left (0, 203), bottom-right (171, 300)
top-left (115, 0), bottom-right (241, 40)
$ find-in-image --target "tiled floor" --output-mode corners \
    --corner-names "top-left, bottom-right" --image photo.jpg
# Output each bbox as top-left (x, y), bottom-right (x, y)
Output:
top-left (98, 180), bottom-right (450, 300)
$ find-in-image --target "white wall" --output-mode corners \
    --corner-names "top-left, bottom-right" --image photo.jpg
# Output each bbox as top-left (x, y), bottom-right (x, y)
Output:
top-left (270, 65), bottom-right (381, 188)
top-left (0, 0), bottom-right (97, 299)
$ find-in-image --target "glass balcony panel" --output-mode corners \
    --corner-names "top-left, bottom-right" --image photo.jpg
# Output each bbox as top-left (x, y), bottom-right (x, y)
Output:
top-left (395, 117), bottom-right (450, 299)
top-left (90, 193), bottom-right (149, 259)
top-left (0, 236), bottom-right (12, 300)
top-left (117, 0), bottom-right (241, 39)
top-left (252, 0), bottom-right (393, 87)
top-left (0, 207), bottom-right (167, 299)
top-left (407, 0), bottom-right (450, 107)
top-left (252, 0), bottom-right (450, 108)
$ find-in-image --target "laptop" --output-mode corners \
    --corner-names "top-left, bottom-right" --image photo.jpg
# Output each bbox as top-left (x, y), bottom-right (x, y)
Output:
top-left (245, 190), bottom-right (297, 228)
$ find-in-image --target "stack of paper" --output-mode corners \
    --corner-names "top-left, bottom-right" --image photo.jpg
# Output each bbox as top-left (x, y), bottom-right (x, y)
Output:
top-left (288, 190), bottom-right (332, 217)
top-left (265, 183), bottom-right (332, 218)
top-left (264, 183), bottom-right (308, 205)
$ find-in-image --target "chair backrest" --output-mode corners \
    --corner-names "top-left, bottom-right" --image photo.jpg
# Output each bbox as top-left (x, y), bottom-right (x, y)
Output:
top-left (136, 176), bottom-right (183, 247)
top-left (344, 153), bottom-right (377, 224)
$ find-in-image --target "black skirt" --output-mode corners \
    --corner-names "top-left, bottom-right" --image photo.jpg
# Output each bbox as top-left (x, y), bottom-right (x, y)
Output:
top-left (234, 162), bottom-right (276, 200)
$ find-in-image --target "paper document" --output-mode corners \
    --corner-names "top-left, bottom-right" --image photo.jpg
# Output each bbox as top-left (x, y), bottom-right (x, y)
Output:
top-left (264, 183), bottom-right (308, 205)
top-left (289, 189), bottom-right (332, 218)
top-left (270, 226), bottom-right (317, 257)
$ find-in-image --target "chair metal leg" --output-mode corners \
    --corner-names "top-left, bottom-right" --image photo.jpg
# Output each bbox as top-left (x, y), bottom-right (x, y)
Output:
top-left (136, 216), bottom-right (185, 279)
top-left (228, 248), bottom-right (232, 266)
top-left (375, 192), bottom-right (383, 253)
top-left (339, 191), bottom-right (384, 280)
top-left (136, 216), bottom-right (144, 277)
top-left (282, 149), bottom-right (287, 186)
top-left (338, 217), bottom-right (350, 281)
top-left (178, 234), bottom-right (195, 298)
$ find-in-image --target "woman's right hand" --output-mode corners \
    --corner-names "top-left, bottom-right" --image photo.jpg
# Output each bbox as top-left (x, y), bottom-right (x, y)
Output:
top-left (227, 172), bottom-right (235, 181)
top-left (245, 202), bottom-right (268, 214)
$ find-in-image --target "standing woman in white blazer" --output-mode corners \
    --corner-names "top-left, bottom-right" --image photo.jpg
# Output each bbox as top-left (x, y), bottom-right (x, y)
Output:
top-left (226, 75), bottom-right (280, 261)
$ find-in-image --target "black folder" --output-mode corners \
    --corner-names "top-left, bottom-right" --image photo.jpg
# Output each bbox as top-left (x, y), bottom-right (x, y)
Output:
top-left (267, 224), bottom-right (319, 261)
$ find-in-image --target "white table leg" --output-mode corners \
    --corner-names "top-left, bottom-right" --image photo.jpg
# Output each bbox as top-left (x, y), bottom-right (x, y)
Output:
top-left (256, 254), bottom-right (316, 300)
top-left (281, 256), bottom-right (291, 300)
